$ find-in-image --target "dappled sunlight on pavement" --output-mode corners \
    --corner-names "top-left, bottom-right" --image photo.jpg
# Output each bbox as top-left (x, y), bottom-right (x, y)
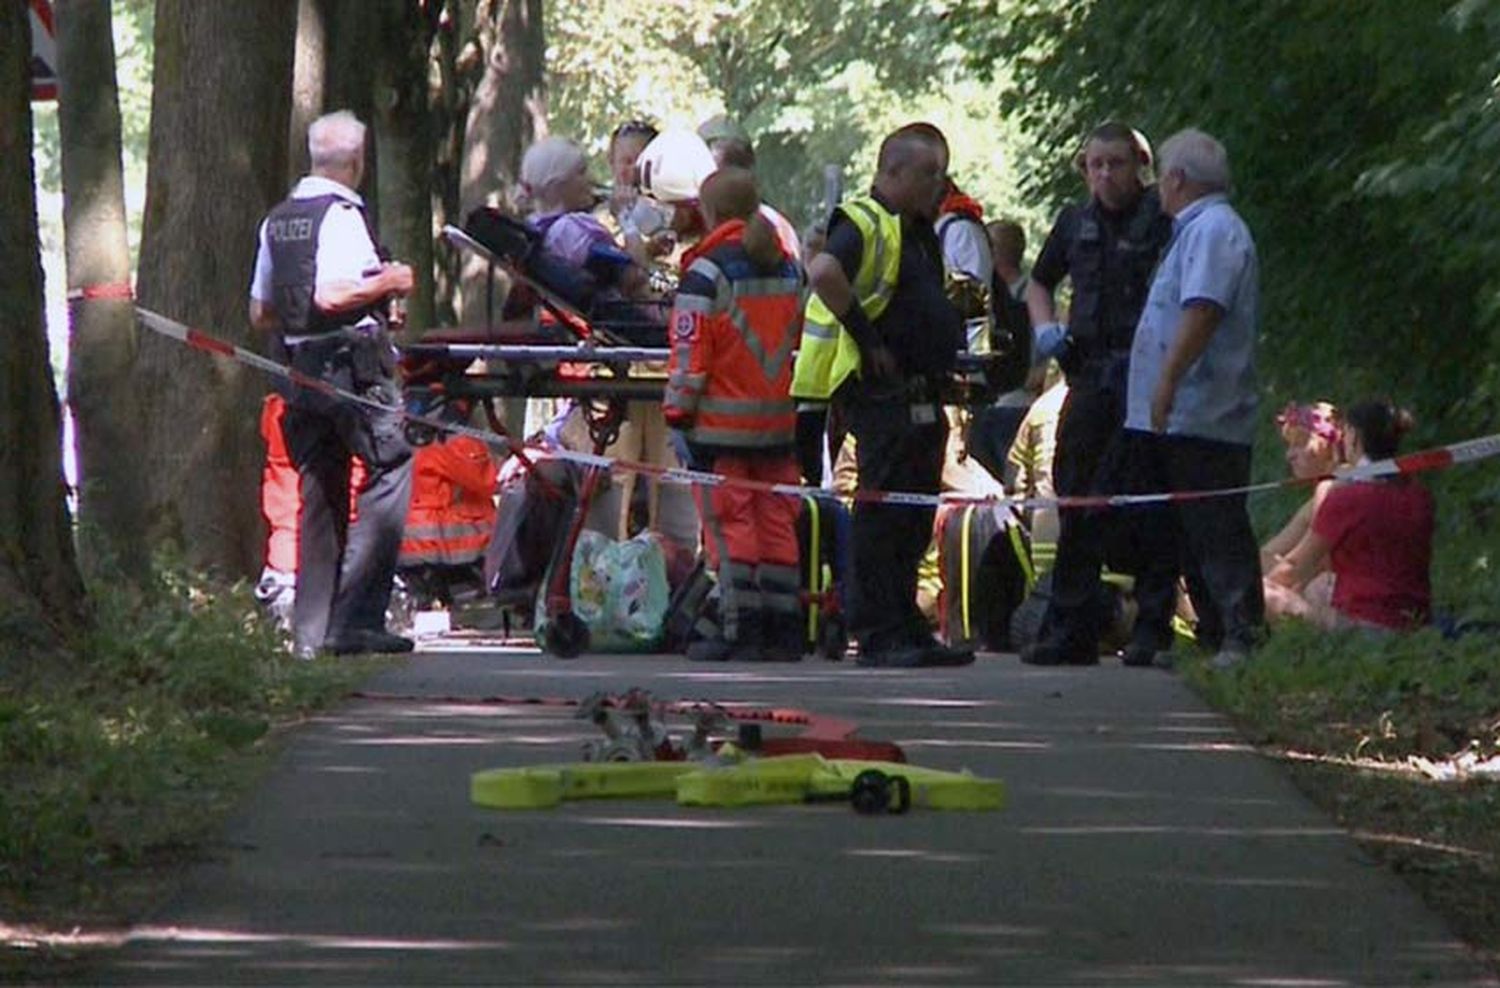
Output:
top-left (83, 650), bottom-right (1495, 986)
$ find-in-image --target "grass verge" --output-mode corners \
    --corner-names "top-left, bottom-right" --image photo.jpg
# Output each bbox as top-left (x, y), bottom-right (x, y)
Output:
top-left (1180, 621), bottom-right (1500, 971)
top-left (0, 565), bottom-right (387, 978)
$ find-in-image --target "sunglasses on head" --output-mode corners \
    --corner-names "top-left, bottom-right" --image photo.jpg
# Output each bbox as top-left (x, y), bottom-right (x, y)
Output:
top-left (611, 119), bottom-right (658, 142)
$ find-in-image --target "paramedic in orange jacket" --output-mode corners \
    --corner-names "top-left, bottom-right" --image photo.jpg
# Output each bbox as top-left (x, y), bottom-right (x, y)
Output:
top-left (664, 167), bottom-right (805, 662)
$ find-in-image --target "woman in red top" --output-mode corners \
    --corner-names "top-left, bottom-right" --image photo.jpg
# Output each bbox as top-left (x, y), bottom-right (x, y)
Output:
top-left (1261, 401), bottom-right (1347, 621)
top-left (1267, 400), bottom-right (1434, 631)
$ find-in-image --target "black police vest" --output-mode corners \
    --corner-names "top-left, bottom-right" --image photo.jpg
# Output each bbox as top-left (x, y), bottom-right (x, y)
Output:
top-left (264, 193), bottom-right (379, 336)
top-left (1064, 187), bottom-right (1171, 354)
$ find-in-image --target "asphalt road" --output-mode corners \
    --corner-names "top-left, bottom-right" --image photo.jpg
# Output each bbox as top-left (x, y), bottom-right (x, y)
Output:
top-left (96, 643), bottom-right (1497, 986)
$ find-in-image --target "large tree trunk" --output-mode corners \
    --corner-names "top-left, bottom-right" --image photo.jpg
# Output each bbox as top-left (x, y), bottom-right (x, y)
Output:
top-left (457, 0), bottom-right (545, 329)
top-left (0, 3), bottom-right (87, 652)
top-left (55, 0), bottom-right (148, 581)
top-left (286, 0), bottom-right (327, 187)
top-left (372, 0), bottom-right (439, 335)
top-left (431, 0), bottom-right (479, 326)
top-left (287, 0), bottom-right (437, 337)
top-left (134, 0), bottom-right (298, 578)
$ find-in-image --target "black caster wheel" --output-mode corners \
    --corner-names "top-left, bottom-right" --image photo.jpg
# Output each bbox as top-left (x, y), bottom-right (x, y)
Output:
top-left (542, 612), bottom-right (589, 658)
top-left (849, 769), bottom-right (912, 815)
top-left (404, 420), bottom-right (438, 447)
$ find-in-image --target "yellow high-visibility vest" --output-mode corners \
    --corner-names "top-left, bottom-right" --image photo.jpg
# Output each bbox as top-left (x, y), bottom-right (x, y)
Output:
top-left (791, 195), bottom-right (902, 400)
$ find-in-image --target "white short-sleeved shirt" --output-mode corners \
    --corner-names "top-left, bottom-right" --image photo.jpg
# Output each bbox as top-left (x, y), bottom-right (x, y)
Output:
top-left (249, 175), bottom-right (380, 339)
top-left (1125, 193), bottom-right (1259, 445)
top-left (937, 213), bottom-right (993, 283)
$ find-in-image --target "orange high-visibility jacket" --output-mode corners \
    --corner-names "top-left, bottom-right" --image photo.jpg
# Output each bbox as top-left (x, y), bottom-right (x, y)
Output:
top-left (663, 219), bottom-right (803, 449)
top-left (398, 436), bottom-right (498, 567)
top-left (260, 394), bottom-right (301, 574)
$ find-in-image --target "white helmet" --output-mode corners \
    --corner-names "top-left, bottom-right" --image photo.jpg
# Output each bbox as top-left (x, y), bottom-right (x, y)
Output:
top-left (636, 130), bottom-right (716, 205)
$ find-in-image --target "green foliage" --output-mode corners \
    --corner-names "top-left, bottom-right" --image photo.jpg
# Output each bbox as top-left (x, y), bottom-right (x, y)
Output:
top-left (953, 0), bottom-right (1500, 613)
top-left (31, 0), bottom-right (154, 196)
top-left (0, 561), bottom-right (372, 908)
top-left (547, 0), bottom-right (1043, 232)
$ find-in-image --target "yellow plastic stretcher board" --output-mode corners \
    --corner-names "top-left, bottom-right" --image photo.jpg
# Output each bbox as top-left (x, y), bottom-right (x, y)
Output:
top-left (471, 753), bottom-right (1004, 812)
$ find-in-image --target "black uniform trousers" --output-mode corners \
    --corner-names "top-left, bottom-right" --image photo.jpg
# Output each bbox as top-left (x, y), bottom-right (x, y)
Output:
top-left (844, 381), bottom-right (946, 652)
top-left (1042, 355), bottom-right (1178, 653)
top-left (281, 331), bottom-right (413, 652)
top-left (1121, 431), bottom-right (1265, 652)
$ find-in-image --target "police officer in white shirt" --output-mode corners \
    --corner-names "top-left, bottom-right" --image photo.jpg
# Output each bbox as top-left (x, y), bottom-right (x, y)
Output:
top-left (249, 110), bottom-right (415, 658)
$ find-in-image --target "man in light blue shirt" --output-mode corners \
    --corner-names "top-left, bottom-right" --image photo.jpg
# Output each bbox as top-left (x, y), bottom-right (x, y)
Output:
top-left (1122, 129), bottom-right (1265, 669)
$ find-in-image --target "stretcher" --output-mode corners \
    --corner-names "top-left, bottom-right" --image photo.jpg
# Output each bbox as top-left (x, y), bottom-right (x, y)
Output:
top-left (399, 208), bottom-right (1024, 656)
top-left (403, 210), bottom-right (1020, 426)
top-left (465, 689), bottom-right (999, 813)
top-left (471, 753), bottom-right (1004, 812)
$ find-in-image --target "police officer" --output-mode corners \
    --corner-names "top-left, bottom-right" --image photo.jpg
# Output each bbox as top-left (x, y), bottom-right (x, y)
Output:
top-left (249, 110), bottom-right (416, 658)
top-left (794, 123), bottom-right (974, 669)
top-left (1021, 121), bottom-right (1175, 666)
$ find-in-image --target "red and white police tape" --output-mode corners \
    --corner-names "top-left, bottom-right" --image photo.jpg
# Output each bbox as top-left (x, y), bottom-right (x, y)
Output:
top-left (132, 305), bottom-right (1500, 512)
top-left (66, 281), bottom-right (135, 303)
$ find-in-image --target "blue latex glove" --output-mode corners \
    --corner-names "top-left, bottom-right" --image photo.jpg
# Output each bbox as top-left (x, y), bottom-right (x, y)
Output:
top-left (1033, 321), bottom-right (1069, 363)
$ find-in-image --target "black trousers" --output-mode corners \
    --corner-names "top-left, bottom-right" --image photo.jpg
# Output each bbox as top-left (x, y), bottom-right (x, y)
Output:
top-left (1123, 430), bottom-right (1265, 651)
top-left (1042, 360), bottom-right (1177, 651)
top-left (282, 333), bottom-right (413, 651)
top-left (844, 384), bottom-right (945, 650)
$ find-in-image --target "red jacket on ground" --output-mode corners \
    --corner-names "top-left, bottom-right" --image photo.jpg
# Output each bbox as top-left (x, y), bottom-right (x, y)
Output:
top-left (399, 436), bottom-right (499, 567)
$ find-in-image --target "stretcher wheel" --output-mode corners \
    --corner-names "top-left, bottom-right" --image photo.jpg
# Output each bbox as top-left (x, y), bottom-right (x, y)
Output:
top-left (850, 770), bottom-right (891, 815)
top-left (542, 612), bottom-right (589, 658)
top-left (404, 420), bottom-right (438, 447)
top-left (850, 769), bottom-right (912, 815)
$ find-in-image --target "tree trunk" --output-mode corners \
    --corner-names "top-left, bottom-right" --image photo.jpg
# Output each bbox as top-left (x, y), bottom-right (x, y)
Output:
top-left (458, 0), bottom-right (546, 329)
top-left (372, 0), bottom-right (438, 335)
top-left (288, 0), bottom-right (437, 338)
top-left (431, 0), bottom-right (479, 326)
top-left (134, 0), bottom-right (298, 578)
top-left (0, 2), bottom-right (87, 652)
top-left (287, 0), bottom-right (327, 187)
top-left (322, 0), bottom-right (378, 227)
top-left (55, 0), bottom-right (148, 581)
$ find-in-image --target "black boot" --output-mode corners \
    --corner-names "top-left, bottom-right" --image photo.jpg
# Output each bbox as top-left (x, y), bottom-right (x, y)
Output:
top-left (761, 608), bottom-right (806, 663)
top-left (688, 604), bottom-right (765, 662)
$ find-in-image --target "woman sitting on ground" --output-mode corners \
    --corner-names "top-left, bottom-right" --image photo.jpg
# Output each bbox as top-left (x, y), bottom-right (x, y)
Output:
top-left (1266, 399), bottom-right (1434, 631)
top-left (1261, 401), bottom-right (1347, 620)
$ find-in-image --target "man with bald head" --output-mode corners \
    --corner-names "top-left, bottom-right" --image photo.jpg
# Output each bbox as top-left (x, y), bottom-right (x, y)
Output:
top-left (792, 123), bottom-right (973, 668)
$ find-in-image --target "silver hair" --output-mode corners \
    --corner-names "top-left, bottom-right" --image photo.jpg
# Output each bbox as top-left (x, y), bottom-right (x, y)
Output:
top-left (308, 111), bottom-right (367, 171)
top-left (520, 137), bottom-right (587, 196)
top-left (1158, 128), bottom-right (1230, 192)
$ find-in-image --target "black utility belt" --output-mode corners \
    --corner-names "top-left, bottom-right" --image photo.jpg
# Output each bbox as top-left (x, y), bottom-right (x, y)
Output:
top-left (286, 327), bottom-right (397, 388)
top-left (285, 325), bottom-right (386, 347)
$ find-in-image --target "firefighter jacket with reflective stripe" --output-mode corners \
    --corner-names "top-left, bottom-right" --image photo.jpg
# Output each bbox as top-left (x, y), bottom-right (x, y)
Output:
top-left (790, 194), bottom-right (901, 400)
top-left (663, 219), bottom-right (803, 450)
top-left (398, 436), bottom-right (498, 567)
